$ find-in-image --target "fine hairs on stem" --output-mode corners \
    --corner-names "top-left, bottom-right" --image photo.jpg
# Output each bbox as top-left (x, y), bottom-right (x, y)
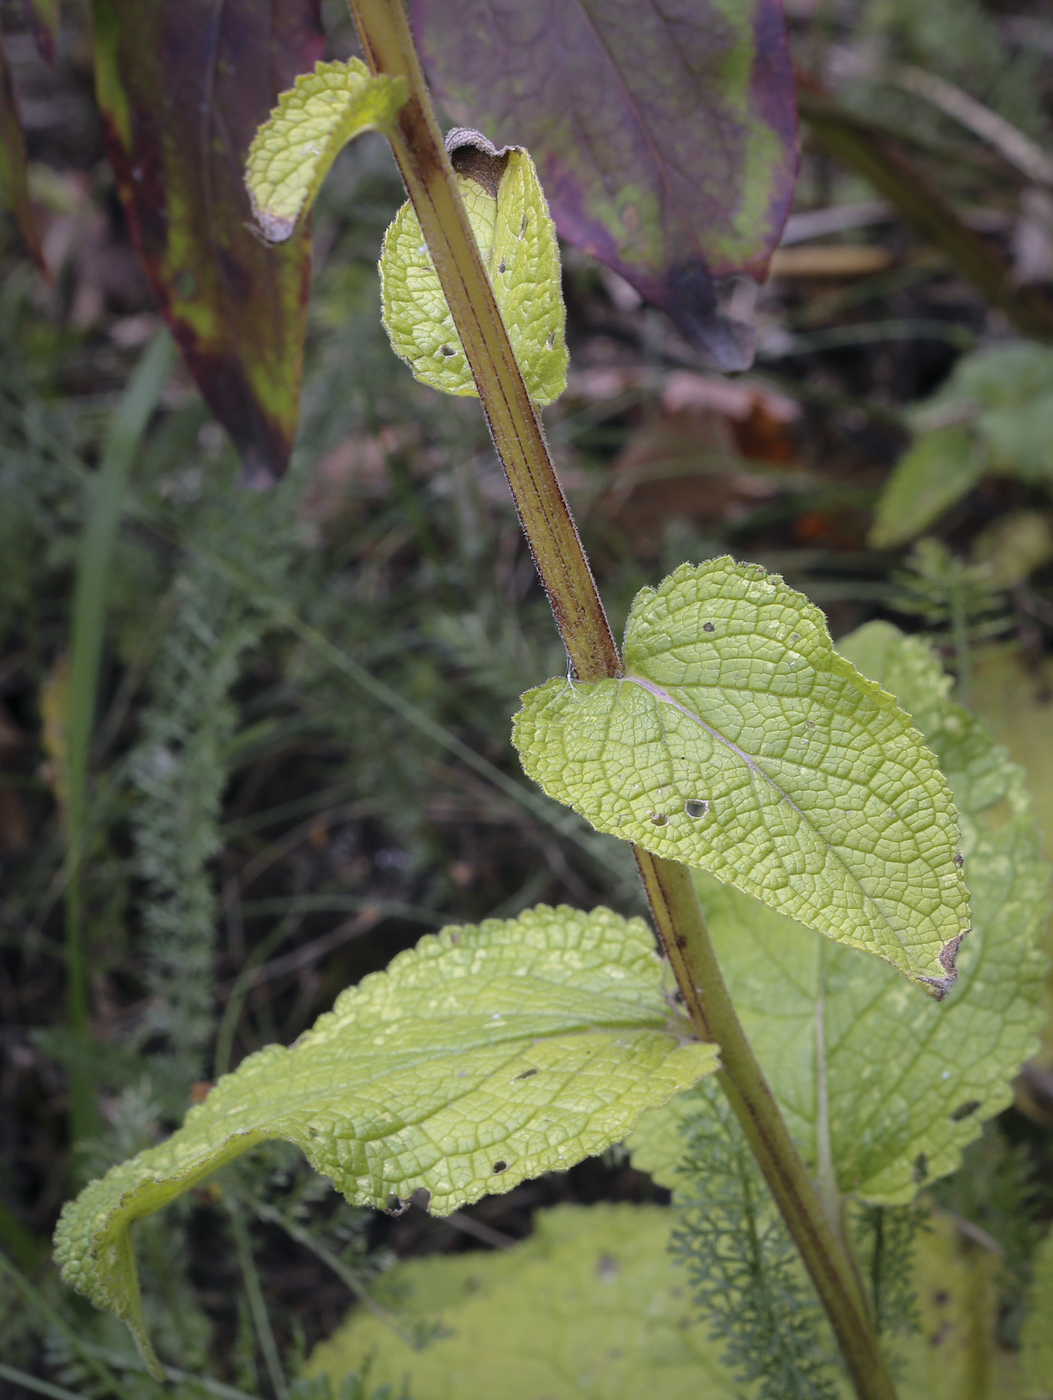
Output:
top-left (345, 2), bottom-right (901, 1397)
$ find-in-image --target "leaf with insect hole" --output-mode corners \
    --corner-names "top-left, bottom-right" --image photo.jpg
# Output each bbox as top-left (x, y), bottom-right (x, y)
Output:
top-left (379, 129), bottom-right (568, 404)
top-left (514, 560), bottom-right (972, 992)
top-left (629, 624), bottom-right (1049, 1205)
top-left (53, 904), bottom-right (716, 1376)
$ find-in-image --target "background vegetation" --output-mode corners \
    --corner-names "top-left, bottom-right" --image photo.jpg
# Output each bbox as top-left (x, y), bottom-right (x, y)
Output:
top-left (1, 0), bottom-right (1052, 1395)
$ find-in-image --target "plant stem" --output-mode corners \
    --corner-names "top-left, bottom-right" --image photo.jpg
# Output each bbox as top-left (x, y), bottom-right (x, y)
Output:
top-left (64, 330), bottom-right (176, 1154)
top-left (350, 0), bottom-right (619, 684)
top-left (348, 4), bottom-right (899, 1397)
top-left (636, 854), bottom-right (894, 1398)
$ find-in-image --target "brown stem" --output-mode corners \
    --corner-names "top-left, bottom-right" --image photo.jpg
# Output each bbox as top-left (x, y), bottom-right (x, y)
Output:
top-left (350, 0), bottom-right (618, 682)
top-left (348, 5), bottom-right (900, 1397)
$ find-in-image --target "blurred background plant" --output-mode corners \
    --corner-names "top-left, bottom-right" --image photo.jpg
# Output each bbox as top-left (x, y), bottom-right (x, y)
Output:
top-left (1, 0), bottom-right (1052, 1397)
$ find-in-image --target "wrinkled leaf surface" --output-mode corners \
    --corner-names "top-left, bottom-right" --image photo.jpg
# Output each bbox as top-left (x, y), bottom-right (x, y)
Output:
top-left (408, 0), bottom-right (798, 370)
top-left (308, 1204), bottom-right (739, 1400)
top-left (246, 59), bottom-right (407, 242)
top-left (629, 623), bottom-right (1049, 1204)
top-left (514, 560), bottom-right (971, 990)
top-left (91, 0), bottom-right (325, 481)
top-left (54, 904), bottom-right (716, 1374)
top-left (380, 142), bottom-right (567, 403)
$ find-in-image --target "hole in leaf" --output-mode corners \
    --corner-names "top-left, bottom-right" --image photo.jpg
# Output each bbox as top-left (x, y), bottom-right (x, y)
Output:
top-left (950, 1099), bottom-right (981, 1121)
top-left (514, 1068), bottom-right (538, 1080)
top-left (703, 622), bottom-right (715, 633)
top-left (684, 799), bottom-right (710, 819)
top-left (492, 1159), bottom-right (508, 1174)
top-left (386, 1194), bottom-right (410, 1216)
top-left (546, 331), bottom-right (555, 350)
top-left (650, 812), bottom-right (669, 826)
top-left (519, 213), bottom-right (529, 237)
top-left (913, 1152), bottom-right (929, 1184)
top-left (497, 258), bottom-right (507, 274)
top-left (439, 344), bottom-right (457, 357)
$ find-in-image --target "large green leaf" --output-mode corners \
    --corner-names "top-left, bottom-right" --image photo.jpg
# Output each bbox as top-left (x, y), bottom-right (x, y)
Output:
top-left (308, 1200), bottom-right (1019, 1400)
top-left (379, 133), bottom-right (568, 405)
top-left (246, 59), bottom-right (408, 243)
top-left (307, 1203), bottom-right (740, 1400)
top-left (514, 559), bottom-right (970, 991)
top-left (629, 623), bottom-right (1049, 1204)
top-left (53, 905), bottom-right (716, 1375)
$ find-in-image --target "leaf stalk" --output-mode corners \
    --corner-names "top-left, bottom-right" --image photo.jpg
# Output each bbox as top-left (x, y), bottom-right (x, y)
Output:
top-left (348, 3), bottom-right (900, 1397)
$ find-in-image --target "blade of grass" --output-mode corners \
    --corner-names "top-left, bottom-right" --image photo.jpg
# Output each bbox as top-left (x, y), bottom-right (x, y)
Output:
top-left (227, 1203), bottom-right (288, 1400)
top-left (63, 330), bottom-right (177, 1156)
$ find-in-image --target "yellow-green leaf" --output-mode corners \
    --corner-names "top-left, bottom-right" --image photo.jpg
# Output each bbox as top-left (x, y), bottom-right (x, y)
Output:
top-left (307, 1204), bottom-right (740, 1400)
top-left (246, 59), bottom-right (408, 243)
top-left (514, 559), bottom-right (971, 991)
top-left (53, 905), bottom-right (716, 1376)
top-left (629, 624), bottom-right (1049, 1205)
top-left (379, 136), bottom-right (568, 404)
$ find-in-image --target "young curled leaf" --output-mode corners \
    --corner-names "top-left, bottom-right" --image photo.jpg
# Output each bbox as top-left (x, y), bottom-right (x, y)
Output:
top-left (53, 904), bottom-right (716, 1376)
top-left (513, 559), bottom-right (971, 991)
top-left (380, 130), bottom-right (568, 404)
top-left (246, 59), bottom-right (408, 243)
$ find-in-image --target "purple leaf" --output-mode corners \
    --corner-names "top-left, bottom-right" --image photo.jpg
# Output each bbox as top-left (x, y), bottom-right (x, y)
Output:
top-left (91, 0), bottom-right (325, 482)
top-left (408, 0), bottom-right (798, 371)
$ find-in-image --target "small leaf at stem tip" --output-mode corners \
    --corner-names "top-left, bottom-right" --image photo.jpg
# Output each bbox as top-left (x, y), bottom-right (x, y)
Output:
top-left (513, 559), bottom-right (972, 992)
top-left (246, 59), bottom-right (408, 243)
top-left (52, 904), bottom-right (716, 1375)
top-left (379, 128), bottom-right (568, 404)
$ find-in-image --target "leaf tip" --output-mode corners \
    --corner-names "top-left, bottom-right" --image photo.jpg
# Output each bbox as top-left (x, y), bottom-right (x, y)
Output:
top-left (918, 930), bottom-right (968, 1000)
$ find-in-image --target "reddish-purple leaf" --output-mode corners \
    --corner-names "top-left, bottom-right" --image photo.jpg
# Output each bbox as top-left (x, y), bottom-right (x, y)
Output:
top-left (0, 25), bottom-right (48, 275)
top-left (19, 0), bottom-right (59, 66)
top-left (91, 1), bottom-right (325, 482)
top-left (408, 0), bottom-right (798, 371)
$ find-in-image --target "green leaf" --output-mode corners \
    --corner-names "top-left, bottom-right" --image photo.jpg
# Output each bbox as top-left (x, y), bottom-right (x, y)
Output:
top-left (514, 559), bottom-right (970, 990)
top-left (53, 905), bottom-right (716, 1376)
top-left (307, 1203), bottom-right (740, 1400)
top-left (629, 623), bottom-right (1049, 1205)
top-left (379, 135), bottom-right (568, 404)
top-left (892, 1211), bottom-right (1006, 1400)
top-left (246, 60), bottom-right (408, 243)
top-left (870, 425), bottom-right (985, 549)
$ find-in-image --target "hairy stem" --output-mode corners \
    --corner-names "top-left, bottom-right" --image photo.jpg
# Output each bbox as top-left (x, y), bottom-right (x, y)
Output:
top-left (351, 0), bottom-right (618, 683)
top-left (349, 3), bottom-right (899, 1397)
